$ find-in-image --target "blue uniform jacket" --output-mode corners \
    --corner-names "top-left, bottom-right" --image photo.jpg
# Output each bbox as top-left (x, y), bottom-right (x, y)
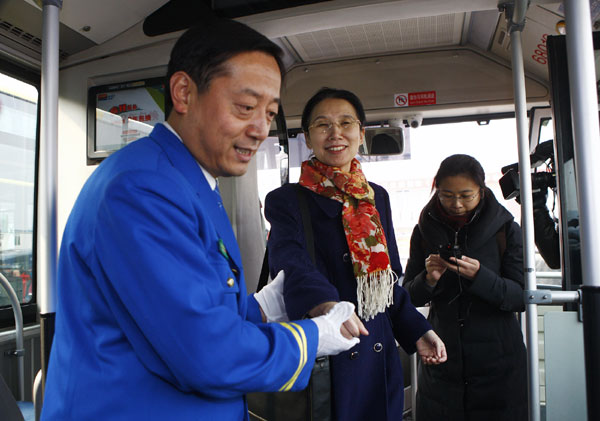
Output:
top-left (265, 182), bottom-right (431, 421)
top-left (42, 124), bottom-right (317, 420)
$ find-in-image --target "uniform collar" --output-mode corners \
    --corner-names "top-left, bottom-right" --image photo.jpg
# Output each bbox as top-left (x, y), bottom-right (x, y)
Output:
top-left (148, 123), bottom-right (238, 257)
top-left (162, 121), bottom-right (217, 191)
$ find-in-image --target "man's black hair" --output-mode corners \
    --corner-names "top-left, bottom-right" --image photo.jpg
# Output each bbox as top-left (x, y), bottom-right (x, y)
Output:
top-left (301, 87), bottom-right (367, 133)
top-left (165, 18), bottom-right (284, 116)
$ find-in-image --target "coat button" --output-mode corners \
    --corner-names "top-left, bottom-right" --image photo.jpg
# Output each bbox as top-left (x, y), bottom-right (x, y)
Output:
top-left (343, 253), bottom-right (350, 262)
top-left (373, 343), bottom-right (383, 352)
top-left (350, 351), bottom-right (359, 360)
top-left (226, 278), bottom-right (235, 287)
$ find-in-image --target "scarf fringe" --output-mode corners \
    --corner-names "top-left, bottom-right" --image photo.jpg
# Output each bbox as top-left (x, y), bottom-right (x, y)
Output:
top-left (356, 267), bottom-right (397, 321)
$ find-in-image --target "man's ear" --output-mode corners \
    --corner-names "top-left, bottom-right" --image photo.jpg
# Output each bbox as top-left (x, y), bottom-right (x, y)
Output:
top-left (169, 71), bottom-right (193, 115)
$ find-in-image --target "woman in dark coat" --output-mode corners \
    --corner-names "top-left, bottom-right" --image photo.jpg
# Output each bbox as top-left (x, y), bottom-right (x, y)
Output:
top-left (403, 154), bottom-right (528, 421)
top-left (265, 87), bottom-right (447, 421)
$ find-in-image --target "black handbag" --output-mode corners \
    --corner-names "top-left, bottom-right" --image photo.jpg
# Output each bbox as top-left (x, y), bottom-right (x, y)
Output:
top-left (247, 184), bottom-right (331, 421)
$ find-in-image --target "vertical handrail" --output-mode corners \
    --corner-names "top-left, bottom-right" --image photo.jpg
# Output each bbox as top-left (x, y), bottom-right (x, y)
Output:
top-left (38, 0), bottom-right (61, 395)
top-left (503, 1), bottom-right (540, 420)
top-left (563, 3), bottom-right (600, 285)
top-left (0, 273), bottom-right (25, 401)
top-left (511, 30), bottom-right (541, 421)
top-left (563, 1), bottom-right (600, 420)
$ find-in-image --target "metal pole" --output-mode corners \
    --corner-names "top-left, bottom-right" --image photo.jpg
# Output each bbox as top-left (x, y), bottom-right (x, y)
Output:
top-left (563, 1), bottom-right (600, 419)
top-left (525, 289), bottom-right (581, 305)
top-left (564, 1), bottom-right (600, 281)
top-left (512, 30), bottom-right (540, 421)
top-left (512, 0), bottom-right (528, 23)
top-left (0, 273), bottom-right (25, 401)
top-left (504, 1), bottom-right (540, 419)
top-left (38, 0), bottom-right (61, 394)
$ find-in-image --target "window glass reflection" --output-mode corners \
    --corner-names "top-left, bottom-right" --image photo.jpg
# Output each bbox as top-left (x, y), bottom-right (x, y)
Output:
top-left (0, 72), bottom-right (37, 306)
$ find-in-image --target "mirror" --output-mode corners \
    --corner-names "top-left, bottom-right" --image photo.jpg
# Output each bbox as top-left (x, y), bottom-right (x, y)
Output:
top-left (359, 127), bottom-right (404, 155)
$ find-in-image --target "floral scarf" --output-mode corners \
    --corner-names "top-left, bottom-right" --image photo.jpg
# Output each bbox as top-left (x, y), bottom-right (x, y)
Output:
top-left (299, 157), bottom-right (396, 321)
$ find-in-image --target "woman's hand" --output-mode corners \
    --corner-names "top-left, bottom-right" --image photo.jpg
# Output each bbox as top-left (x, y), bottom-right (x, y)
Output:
top-left (416, 330), bottom-right (447, 365)
top-left (309, 301), bottom-right (369, 339)
top-left (425, 254), bottom-right (447, 287)
top-left (446, 255), bottom-right (481, 280)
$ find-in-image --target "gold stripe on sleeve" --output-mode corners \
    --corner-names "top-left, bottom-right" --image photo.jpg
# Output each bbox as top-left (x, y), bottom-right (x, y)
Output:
top-left (290, 322), bottom-right (308, 367)
top-left (278, 322), bottom-right (307, 391)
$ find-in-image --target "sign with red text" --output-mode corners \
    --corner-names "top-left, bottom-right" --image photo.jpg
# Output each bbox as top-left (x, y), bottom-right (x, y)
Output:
top-left (95, 82), bottom-right (164, 151)
top-left (394, 91), bottom-right (437, 107)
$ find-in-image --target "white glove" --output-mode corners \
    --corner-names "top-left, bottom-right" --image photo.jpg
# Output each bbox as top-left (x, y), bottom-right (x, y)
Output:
top-left (254, 270), bottom-right (288, 323)
top-left (312, 302), bottom-right (360, 357)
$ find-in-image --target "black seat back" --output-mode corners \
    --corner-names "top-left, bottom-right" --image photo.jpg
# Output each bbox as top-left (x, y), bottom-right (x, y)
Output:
top-left (0, 374), bottom-right (24, 421)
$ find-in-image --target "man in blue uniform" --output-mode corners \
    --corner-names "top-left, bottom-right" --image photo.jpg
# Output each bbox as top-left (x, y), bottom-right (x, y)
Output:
top-left (42, 19), bottom-right (360, 420)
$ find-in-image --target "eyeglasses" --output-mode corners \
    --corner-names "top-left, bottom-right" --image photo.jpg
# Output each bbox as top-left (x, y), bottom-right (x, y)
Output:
top-left (437, 190), bottom-right (480, 203)
top-left (307, 118), bottom-right (361, 134)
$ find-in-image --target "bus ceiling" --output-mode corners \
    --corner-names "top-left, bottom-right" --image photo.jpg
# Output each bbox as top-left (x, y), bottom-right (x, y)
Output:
top-left (281, 47), bottom-right (550, 126)
top-left (0, 1), bottom-right (578, 86)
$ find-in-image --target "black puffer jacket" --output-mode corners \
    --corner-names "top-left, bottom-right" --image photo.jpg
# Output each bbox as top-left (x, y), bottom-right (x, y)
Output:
top-left (403, 188), bottom-right (527, 421)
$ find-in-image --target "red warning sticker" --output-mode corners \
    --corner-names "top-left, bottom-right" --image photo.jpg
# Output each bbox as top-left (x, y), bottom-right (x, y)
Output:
top-left (394, 91), bottom-right (436, 107)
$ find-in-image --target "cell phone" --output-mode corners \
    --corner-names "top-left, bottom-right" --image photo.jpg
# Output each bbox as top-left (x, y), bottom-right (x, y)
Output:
top-left (438, 244), bottom-right (462, 262)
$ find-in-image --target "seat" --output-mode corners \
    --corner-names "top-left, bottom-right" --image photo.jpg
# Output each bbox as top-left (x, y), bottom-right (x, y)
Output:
top-left (0, 374), bottom-right (25, 421)
top-left (0, 271), bottom-right (35, 421)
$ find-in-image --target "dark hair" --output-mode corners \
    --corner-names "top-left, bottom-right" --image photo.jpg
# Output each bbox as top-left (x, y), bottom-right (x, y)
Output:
top-left (165, 18), bottom-right (284, 115)
top-left (432, 154), bottom-right (486, 191)
top-left (301, 87), bottom-right (366, 132)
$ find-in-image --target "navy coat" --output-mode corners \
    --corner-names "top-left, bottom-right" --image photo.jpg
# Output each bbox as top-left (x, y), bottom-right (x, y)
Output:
top-left (42, 124), bottom-right (317, 421)
top-left (265, 182), bottom-right (431, 421)
top-left (403, 188), bottom-right (527, 421)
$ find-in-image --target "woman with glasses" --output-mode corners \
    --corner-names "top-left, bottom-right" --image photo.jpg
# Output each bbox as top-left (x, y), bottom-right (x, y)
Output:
top-left (264, 87), bottom-right (447, 420)
top-left (403, 154), bottom-right (527, 421)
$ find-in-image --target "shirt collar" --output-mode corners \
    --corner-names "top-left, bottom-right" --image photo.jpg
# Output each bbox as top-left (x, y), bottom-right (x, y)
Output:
top-left (162, 121), bottom-right (217, 191)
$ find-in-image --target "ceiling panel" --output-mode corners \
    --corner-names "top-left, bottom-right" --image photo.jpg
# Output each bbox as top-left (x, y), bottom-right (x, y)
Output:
top-left (282, 48), bottom-right (549, 124)
top-left (0, 0), bottom-right (96, 64)
top-left (286, 13), bottom-right (465, 62)
top-left (23, 0), bottom-right (169, 44)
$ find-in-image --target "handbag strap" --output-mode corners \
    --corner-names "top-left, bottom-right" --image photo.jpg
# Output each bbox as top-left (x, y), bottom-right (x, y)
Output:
top-left (257, 184), bottom-right (314, 292)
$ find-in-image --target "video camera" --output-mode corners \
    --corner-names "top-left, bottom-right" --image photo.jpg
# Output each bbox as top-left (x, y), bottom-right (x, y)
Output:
top-left (499, 139), bottom-right (556, 201)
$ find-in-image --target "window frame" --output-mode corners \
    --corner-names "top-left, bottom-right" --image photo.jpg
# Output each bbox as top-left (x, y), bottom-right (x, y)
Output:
top-left (0, 58), bottom-right (40, 329)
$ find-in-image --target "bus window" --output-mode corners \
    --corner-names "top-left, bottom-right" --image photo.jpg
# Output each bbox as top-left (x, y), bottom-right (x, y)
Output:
top-left (0, 71), bottom-right (37, 308)
top-left (535, 117), bottom-right (562, 280)
top-left (260, 117), bottom-right (558, 285)
top-left (256, 135), bottom-right (289, 217)
top-left (539, 117), bottom-right (554, 143)
top-left (356, 118), bottom-right (522, 267)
